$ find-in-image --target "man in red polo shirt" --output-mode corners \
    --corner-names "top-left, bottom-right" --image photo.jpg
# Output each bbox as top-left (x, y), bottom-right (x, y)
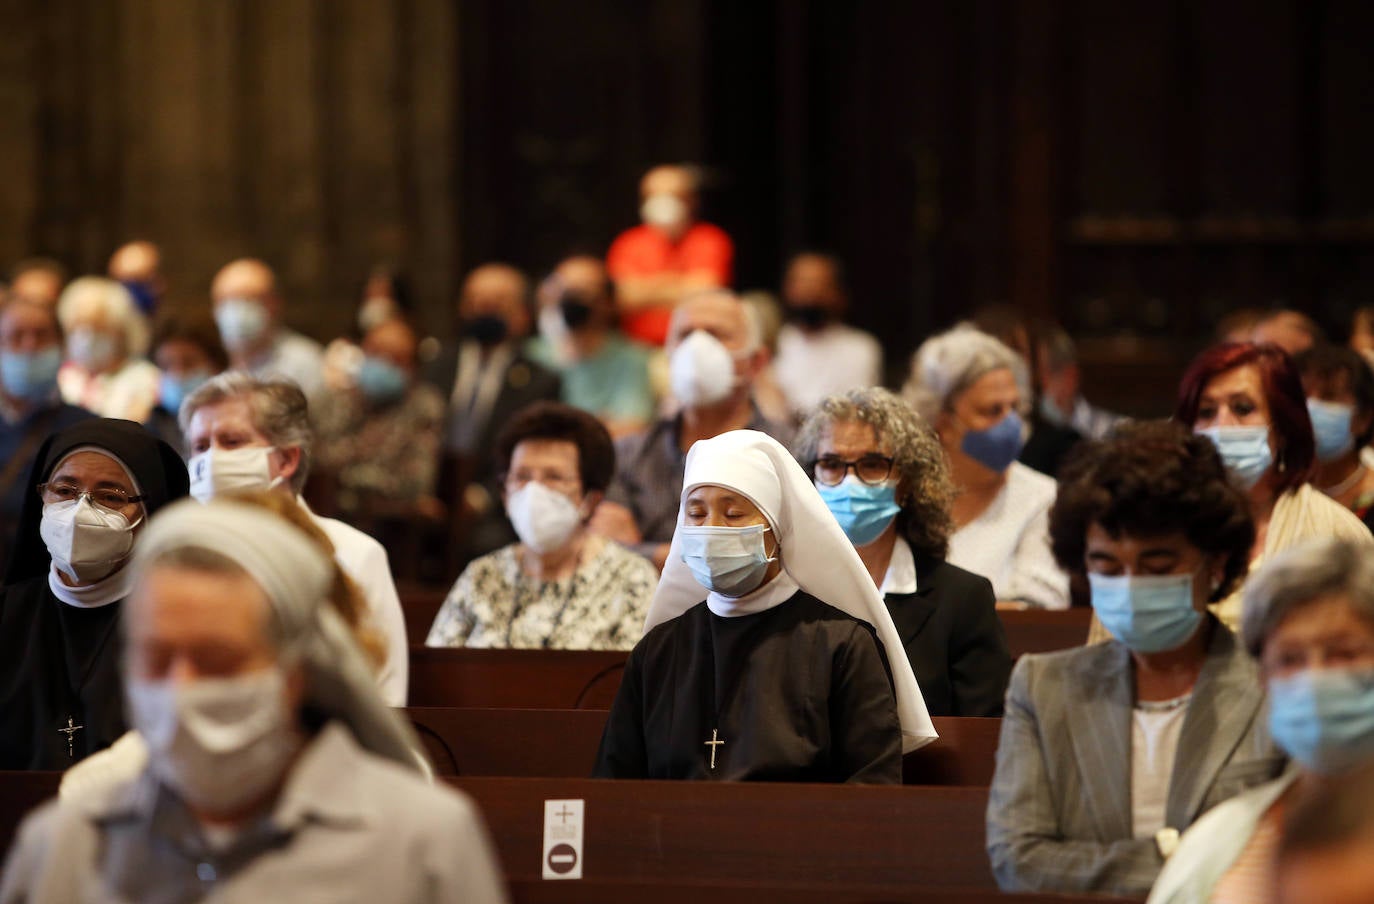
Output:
top-left (606, 164), bottom-right (734, 346)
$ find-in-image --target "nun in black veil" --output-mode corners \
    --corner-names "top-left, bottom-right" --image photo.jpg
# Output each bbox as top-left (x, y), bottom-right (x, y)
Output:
top-left (0, 418), bottom-right (187, 769)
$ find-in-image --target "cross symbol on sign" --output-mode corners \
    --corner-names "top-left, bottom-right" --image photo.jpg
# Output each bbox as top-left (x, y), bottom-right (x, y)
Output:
top-left (555, 805), bottom-right (574, 824)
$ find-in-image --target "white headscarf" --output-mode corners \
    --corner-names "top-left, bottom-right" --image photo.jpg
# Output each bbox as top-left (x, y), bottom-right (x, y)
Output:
top-left (646, 429), bottom-right (937, 753)
top-left (132, 498), bottom-right (423, 771)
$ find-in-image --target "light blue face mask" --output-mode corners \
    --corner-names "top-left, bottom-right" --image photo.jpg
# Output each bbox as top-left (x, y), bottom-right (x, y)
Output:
top-left (678, 523), bottom-right (775, 598)
top-left (1038, 394), bottom-right (1070, 429)
top-left (0, 347), bottom-right (62, 403)
top-left (1306, 398), bottom-right (1355, 464)
top-left (1268, 668), bottom-right (1374, 775)
top-left (214, 297), bottom-right (270, 348)
top-left (960, 409), bottom-right (1025, 473)
top-left (1088, 571), bottom-right (1204, 653)
top-left (356, 356), bottom-right (409, 404)
top-left (815, 477), bottom-right (901, 547)
top-left (1197, 425), bottom-right (1273, 490)
top-left (159, 370), bottom-right (211, 416)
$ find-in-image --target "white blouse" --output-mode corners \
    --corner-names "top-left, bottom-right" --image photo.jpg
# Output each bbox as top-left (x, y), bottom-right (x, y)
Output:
top-left (948, 461), bottom-right (1069, 609)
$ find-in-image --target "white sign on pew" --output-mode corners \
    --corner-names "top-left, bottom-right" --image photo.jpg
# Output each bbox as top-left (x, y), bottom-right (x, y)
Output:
top-left (542, 798), bottom-right (585, 880)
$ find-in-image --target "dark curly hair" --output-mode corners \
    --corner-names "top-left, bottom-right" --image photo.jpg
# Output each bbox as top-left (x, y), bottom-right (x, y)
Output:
top-left (495, 401), bottom-right (616, 493)
top-left (1049, 420), bottom-right (1255, 602)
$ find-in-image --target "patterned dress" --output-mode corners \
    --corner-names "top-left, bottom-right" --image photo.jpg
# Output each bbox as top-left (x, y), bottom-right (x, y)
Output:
top-left (425, 536), bottom-right (658, 650)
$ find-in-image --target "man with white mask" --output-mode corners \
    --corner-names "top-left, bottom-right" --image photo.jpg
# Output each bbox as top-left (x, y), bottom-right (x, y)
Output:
top-left (425, 402), bottom-right (657, 649)
top-left (0, 498), bottom-right (508, 903)
top-left (179, 373), bottom-right (409, 705)
top-left (210, 258), bottom-right (324, 399)
top-left (0, 418), bottom-right (188, 770)
top-left (606, 164), bottom-right (735, 347)
top-left (596, 290), bottom-right (793, 570)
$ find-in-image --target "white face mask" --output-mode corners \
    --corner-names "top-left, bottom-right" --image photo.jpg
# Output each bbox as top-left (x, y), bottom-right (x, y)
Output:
top-left (506, 481), bottom-right (583, 554)
top-left (127, 668), bottom-right (299, 816)
top-left (214, 297), bottom-right (270, 349)
top-left (670, 330), bottom-right (740, 408)
top-left (356, 296), bottom-right (397, 334)
top-left (67, 328), bottom-right (119, 372)
top-left (536, 305), bottom-right (574, 366)
top-left (39, 497), bottom-right (142, 584)
top-left (640, 193), bottom-right (689, 231)
top-left (188, 446), bottom-right (280, 503)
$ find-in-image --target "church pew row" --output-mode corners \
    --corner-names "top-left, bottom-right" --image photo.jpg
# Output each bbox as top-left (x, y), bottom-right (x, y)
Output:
top-left (405, 607), bottom-right (1091, 709)
top-left (454, 777), bottom-right (999, 889)
top-left (405, 707), bottom-right (1002, 786)
top-left (507, 878), bottom-right (1140, 904)
top-left (0, 773), bottom-right (1140, 901)
top-left (401, 605), bottom-right (1092, 681)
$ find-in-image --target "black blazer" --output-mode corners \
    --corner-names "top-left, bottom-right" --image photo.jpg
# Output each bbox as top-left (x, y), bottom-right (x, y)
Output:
top-left (883, 553), bottom-right (1012, 717)
top-left (422, 341), bottom-right (562, 482)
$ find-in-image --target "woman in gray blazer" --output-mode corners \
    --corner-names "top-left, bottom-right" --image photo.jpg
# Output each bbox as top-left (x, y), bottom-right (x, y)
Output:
top-left (986, 421), bottom-right (1287, 897)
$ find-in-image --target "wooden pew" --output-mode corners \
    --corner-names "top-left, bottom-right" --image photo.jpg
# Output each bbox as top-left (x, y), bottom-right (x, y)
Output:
top-left (998, 608), bottom-right (1091, 658)
top-left (450, 777), bottom-right (997, 889)
top-left (399, 584), bottom-right (448, 646)
top-left (508, 878), bottom-right (1140, 903)
top-left (407, 707), bottom-right (1001, 786)
top-left (407, 647), bottom-right (628, 708)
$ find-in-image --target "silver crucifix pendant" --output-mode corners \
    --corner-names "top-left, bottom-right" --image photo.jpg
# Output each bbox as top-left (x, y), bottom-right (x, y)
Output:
top-left (59, 716), bottom-right (83, 758)
top-left (704, 728), bottom-right (724, 770)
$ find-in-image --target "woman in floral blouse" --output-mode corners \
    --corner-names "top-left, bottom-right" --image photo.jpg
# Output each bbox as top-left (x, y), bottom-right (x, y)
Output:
top-left (426, 401), bottom-right (658, 649)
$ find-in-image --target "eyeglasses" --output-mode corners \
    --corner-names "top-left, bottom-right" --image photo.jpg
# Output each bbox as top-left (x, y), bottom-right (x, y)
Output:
top-left (810, 454), bottom-right (895, 487)
top-left (38, 481), bottom-right (145, 511)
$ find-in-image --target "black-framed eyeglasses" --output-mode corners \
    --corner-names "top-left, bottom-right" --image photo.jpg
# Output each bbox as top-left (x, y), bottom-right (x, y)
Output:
top-left (37, 481), bottom-right (145, 511)
top-left (810, 455), bottom-right (895, 487)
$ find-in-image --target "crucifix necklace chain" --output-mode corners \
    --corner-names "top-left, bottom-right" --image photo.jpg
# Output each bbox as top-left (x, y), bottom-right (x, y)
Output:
top-left (56, 611), bottom-right (119, 760)
top-left (702, 618), bottom-right (755, 773)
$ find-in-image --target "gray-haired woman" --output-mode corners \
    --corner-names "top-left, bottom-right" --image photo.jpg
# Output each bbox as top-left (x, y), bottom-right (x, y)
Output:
top-left (1148, 536), bottom-right (1374, 903)
top-left (794, 387), bottom-right (1012, 716)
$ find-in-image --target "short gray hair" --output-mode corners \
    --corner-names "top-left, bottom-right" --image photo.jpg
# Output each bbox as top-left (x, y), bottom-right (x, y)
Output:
top-left (179, 372), bottom-right (313, 493)
top-left (1241, 537), bottom-right (1374, 658)
top-left (55, 276), bottom-right (150, 358)
top-left (902, 325), bottom-right (1029, 424)
top-left (793, 386), bottom-right (955, 560)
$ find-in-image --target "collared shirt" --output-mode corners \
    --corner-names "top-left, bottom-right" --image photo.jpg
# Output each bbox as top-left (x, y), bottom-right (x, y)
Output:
top-left (606, 406), bottom-right (795, 548)
top-left (446, 340), bottom-right (515, 452)
top-left (0, 723), bottom-right (509, 904)
top-left (878, 534), bottom-right (918, 596)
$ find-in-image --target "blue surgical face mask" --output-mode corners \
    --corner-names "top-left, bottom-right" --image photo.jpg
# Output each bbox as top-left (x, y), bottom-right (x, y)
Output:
top-left (1306, 398), bottom-right (1355, 464)
top-left (159, 370), bottom-right (211, 416)
top-left (0, 346), bottom-right (62, 403)
top-left (1197, 425), bottom-right (1274, 490)
top-left (678, 523), bottom-right (776, 598)
top-left (816, 476), bottom-right (901, 547)
top-left (1268, 668), bottom-right (1374, 775)
top-left (960, 409), bottom-right (1025, 473)
top-left (356, 356), bottom-right (409, 404)
top-left (1088, 571), bottom-right (1204, 653)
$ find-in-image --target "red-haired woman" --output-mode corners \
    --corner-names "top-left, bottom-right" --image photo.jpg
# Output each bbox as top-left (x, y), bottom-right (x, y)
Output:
top-left (1175, 341), bottom-right (1372, 628)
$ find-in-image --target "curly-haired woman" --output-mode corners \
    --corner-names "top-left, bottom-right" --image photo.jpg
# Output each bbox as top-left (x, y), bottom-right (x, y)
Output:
top-left (793, 386), bottom-right (1012, 716)
top-left (986, 420), bottom-right (1286, 897)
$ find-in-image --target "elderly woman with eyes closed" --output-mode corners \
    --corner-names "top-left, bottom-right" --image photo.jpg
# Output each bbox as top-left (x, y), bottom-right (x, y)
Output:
top-left (903, 326), bottom-right (1069, 610)
top-left (1148, 537), bottom-right (1374, 904)
top-left (793, 386), bottom-right (1011, 717)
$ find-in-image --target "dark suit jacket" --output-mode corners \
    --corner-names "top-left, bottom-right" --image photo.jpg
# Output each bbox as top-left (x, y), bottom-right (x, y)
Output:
top-left (884, 554), bottom-right (1011, 718)
top-left (421, 340), bottom-right (562, 483)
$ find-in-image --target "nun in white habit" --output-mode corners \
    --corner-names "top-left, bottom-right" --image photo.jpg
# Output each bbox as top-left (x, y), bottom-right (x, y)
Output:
top-left (594, 430), bottom-right (936, 783)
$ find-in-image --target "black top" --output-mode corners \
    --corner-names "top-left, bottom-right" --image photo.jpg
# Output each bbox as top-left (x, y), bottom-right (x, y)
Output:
top-left (884, 554), bottom-right (1012, 717)
top-left (593, 590), bottom-right (902, 783)
top-left (0, 576), bottom-right (125, 768)
top-left (1018, 415), bottom-right (1083, 479)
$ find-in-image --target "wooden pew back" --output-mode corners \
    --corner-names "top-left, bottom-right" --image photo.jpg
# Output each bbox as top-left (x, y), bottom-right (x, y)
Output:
top-left (407, 708), bottom-right (1001, 786)
top-left (407, 648), bottom-right (627, 708)
top-left (450, 777), bottom-right (996, 888)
